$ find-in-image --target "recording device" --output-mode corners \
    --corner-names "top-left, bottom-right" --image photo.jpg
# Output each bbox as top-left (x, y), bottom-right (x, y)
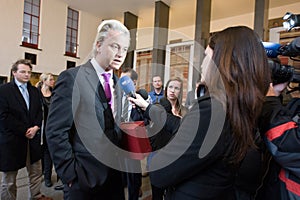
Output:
top-left (281, 37), bottom-right (300, 57)
top-left (262, 29), bottom-right (300, 84)
top-left (262, 42), bottom-right (282, 58)
top-left (262, 37), bottom-right (300, 58)
top-left (268, 59), bottom-right (294, 85)
top-left (119, 75), bottom-right (136, 98)
top-left (119, 76), bottom-right (149, 114)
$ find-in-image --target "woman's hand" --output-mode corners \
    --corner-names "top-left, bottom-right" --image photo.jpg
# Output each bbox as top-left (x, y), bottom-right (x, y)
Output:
top-left (128, 93), bottom-right (149, 111)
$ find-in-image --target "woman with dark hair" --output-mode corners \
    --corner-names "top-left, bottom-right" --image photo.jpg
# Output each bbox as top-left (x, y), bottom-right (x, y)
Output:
top-left (129, 26), bottom-right (271, 199)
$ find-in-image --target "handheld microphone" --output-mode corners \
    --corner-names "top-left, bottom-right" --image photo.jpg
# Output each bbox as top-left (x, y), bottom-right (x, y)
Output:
top-left (262, 42), bottom-right (282, 58)
top-left (119, 75), bottom-right (143, 114)
top-left (119, 75), bottom-right (136, 98)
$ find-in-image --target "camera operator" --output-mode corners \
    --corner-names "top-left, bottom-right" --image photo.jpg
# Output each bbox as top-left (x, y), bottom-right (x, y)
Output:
top-left (258, 60), bottom-right (300, 199)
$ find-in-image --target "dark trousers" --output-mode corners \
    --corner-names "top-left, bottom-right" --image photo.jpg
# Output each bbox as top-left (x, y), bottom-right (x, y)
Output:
top-left (42, 142), bottom-right (53, 181)
top-left (64, 171), bottom-right (125, 200)
top-left (151, 184), bottom-right (164, 200)
top-left (127, 172), bottom-right (142, 200)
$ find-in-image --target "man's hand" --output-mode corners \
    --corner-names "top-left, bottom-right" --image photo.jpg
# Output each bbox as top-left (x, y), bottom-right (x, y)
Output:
top-left (25, 126), bottom-right (40, 139)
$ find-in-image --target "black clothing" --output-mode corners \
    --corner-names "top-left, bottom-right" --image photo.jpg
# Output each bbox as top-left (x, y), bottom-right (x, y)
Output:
top-left (258, 96), bottom-right (300, 199)
top-left (145, 96), bottom-right (236, 200)
top-left (40, 94), bottom-right (53, 182)
top-left (0, 80), bottom-right (42, 171)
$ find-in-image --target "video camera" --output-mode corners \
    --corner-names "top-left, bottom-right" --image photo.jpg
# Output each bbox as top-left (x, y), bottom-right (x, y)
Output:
top-left (263, 12), bottom-right (300, 85)
top-left (262, 37), bottom-right (300, 58)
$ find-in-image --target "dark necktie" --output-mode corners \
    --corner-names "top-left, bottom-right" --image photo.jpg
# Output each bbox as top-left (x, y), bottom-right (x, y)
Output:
top-left (101, 73), bottom-right (112, 105)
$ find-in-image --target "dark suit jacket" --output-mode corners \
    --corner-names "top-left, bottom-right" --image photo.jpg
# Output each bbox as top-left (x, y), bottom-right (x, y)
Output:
top-left (46, 61), bottom-right (125, 191)
top-left (0, 80), bottom-right (42, 171)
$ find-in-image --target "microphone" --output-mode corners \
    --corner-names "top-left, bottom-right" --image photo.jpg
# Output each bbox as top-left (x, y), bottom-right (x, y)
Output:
top-left (119, 75), bottom-right (136, 98)
top-left (119, 75), bottom-right (143, 114)
top-left (262, 42), bottom-right (282, 58)
top-left (263, 37), bottom-right (300, 58)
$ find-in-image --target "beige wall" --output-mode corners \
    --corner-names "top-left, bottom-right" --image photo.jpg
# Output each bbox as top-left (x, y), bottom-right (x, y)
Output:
top-left (0, 0), bottom-right (299, 79)
top-left (136, 2), bottom-right (300, 49)
top-left (0, 0), bottom-right (100, 79)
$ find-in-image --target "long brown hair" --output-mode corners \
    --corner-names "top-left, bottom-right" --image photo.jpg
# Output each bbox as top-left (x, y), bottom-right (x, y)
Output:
top-left (164, 77), bottom-right (187, 117)
top-left (207, 26), bottom-right (271, 163)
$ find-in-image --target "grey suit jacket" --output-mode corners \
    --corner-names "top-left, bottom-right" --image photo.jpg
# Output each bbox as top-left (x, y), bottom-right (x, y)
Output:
top-left (185, 90), bottom-right (196, 108)
top-left (46, 60), bottom-right (124, 189)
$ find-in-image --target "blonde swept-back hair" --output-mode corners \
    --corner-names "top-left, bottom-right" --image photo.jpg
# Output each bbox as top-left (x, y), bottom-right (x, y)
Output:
top-left (91, 19), bottom-right (130, 58)
top-left (35, 73), bottom-right (53, 88)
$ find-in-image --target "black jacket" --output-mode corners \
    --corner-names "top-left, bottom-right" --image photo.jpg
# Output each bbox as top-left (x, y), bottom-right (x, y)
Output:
top-left (0, 80), bottom-right (42, 171)
top-left (258, 96), bottom-right (300, 199)
top-left (146, 96), bottom-right (236, 200)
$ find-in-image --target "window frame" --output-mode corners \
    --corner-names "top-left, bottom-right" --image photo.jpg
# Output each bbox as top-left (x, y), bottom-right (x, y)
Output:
top-left (65, 7), bottom-right (79, 57)
top-left (22, 0), bottom-right (41, 49)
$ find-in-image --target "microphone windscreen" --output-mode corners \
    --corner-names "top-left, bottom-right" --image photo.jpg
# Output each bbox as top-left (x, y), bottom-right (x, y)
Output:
top-left (262, 42), bottom-right (282, 58)
top-left (136, 89), bottom-right (149, 100)
top-left (119, 75), bottom-right (135, 95)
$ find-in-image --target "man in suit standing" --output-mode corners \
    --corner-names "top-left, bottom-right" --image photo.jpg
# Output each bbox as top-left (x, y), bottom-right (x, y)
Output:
top-left (46, 19), bottom-right (130, 200)
top-left (0, 59), bottom-right (51, 200)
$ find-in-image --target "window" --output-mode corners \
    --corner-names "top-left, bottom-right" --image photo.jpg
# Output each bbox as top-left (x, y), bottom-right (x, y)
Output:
top-left (0, 76), bottom-right (7, 85)
top-left (22, 0), bottom-right (41, 49)
top-left (165, 41), bottom-right (194, 104)
top-left (66, 61), bottom-right (76, 69)
top-left (134, 49), bottom-right (153, 91)
top-left (65, 8), bottom-right (79, 57)
top-left (25, 52), bottom-right (37, 65)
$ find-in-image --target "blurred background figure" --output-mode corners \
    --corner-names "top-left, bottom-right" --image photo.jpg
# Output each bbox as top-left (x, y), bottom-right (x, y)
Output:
top-left (120, 67), bottom-right (143, 200)
top-left (185, 78), bottom-right (202, 109)
top-left (148, 75), bottom-right (164, 104)
top-left (36, 73), bottom-right (55, 188)
top-left (164, 77), bottom-right (188, 118)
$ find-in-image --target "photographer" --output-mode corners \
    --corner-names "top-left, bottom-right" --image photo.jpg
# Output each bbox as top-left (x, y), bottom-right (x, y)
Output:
top-left (258, 60), bottom-right (300, 199)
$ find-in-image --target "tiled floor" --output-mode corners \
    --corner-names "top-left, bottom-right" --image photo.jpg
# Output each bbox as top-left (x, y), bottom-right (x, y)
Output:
top-left (0, 168), bottom-right (152, 200)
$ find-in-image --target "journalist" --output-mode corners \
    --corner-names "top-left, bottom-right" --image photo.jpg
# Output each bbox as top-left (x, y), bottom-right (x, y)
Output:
top-left (129, 26), bottom-right (271, 199)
